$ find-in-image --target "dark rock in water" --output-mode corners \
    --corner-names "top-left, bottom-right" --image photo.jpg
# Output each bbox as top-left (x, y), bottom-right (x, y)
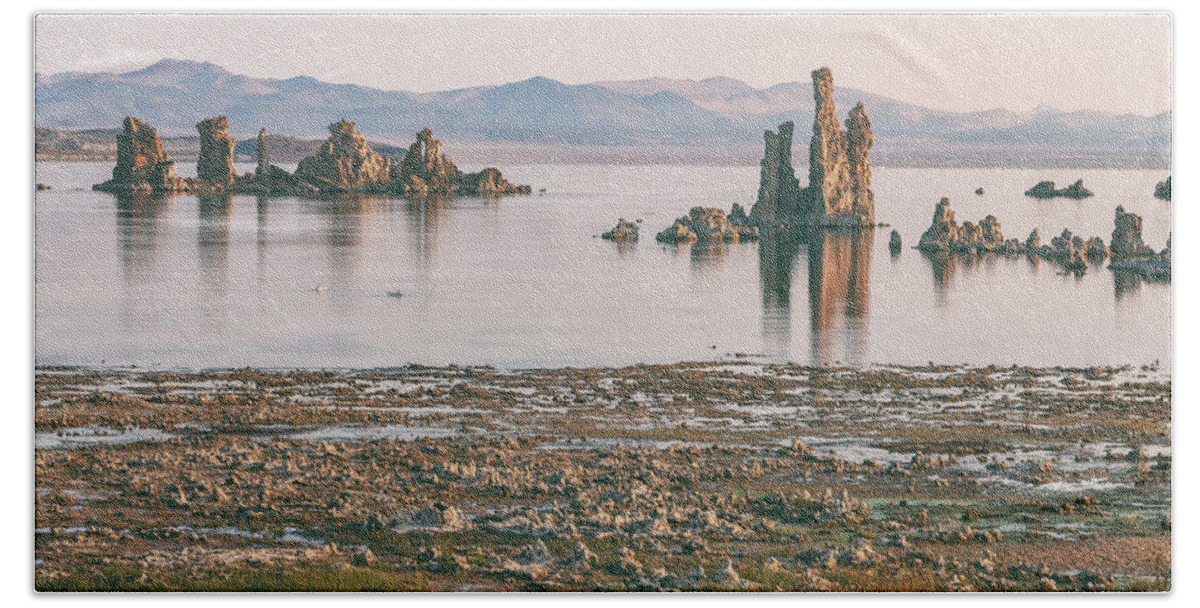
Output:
top-left (1154, 176), bottom-right (1171, 201)
top-left (94, 117), bottom-right (188, 193)
top-left (750, 120), bottom-right (799, 225)
top-left (916, 198), bottom-right (958, 253)
top-left (256, 128), bottom-right (270, 178)
top-left (1085, 237), bottom-right (1109, 260)
top-left (1024, 181), bottom-right (1058, 199)
top-left (1025, 228), bottom-right (1042, 250)
top-left (1062, 243), bottom-right (1088, 273)
top-left (975, 187), bottom-right (985, 195)
top-left (463, 167), bottom-right (529, 197)
top-left (392, 128), bottom-right (530, 197)
top-left (917, 198), bottom-right (1003, 254)
top-left (1109, 206), bottom-right (1156, 257)
top-left (36, 183), bottom-right (51, 191)
top-left (1108, 208), bottom-right (1170, 278)
top-left (196, 116), bottom-right (236, 186)
top-left (749, 68), bottom-right (874, 227)
top-left (601, 218), bottom-right (639, 243)
top-left (728, 203), bottom-right (751, 226)
top-left (1024, 179), bottom-right (1093, 199)
top-left (889, 229), bottom-right (902, 253)
top-left (656, 207), bottom-right (759, 244)
top-left (294, 119), bottom-right (393, 192)
top-left (1048, 229), bottom-right (1088, 273)
top-left (1060, 180), bottom-right (1093, 199)
top-left (916, 198), bottom-right (1035, 262)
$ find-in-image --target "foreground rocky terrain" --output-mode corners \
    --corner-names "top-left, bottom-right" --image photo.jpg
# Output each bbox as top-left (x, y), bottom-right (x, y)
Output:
top-left (35, 362), bottom-right (1169, 591)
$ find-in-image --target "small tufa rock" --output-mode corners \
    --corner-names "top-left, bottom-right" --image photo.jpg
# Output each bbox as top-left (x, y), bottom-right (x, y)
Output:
top-left (1154, 176), bottom-right (1171, 201)
top-left (889, 229), bottom-right (902, 253)
top-left (1025, 179), bottom-right (1094, 199)
top-left (656, 207), bottom-right (759, 244)
top-left (601, 218), bottom-right (640, 242)
top-left (393, 128), bottom-right (530, 197)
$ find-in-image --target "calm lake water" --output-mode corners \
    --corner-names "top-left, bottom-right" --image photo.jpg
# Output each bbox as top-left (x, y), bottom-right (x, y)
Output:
top-left (34, 161), bottom-right (1171, 369)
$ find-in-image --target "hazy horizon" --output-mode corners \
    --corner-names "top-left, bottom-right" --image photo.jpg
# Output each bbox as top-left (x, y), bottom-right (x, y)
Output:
top-left (34, 13), bottom-right (1171, 116)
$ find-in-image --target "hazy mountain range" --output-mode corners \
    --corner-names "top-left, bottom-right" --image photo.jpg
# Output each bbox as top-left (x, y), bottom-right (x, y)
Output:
top-left (34, 59), bottom-right (1171, 168)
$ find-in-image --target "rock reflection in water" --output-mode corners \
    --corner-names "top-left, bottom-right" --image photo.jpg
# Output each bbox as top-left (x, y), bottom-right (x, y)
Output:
top-left (197, 193), bottom-right (234, 281)
top-left (316, 194), bottom-right (388, 279)
top-left (925, 252), bottom-right (957, 305)
top-left (689, 240), bottom-right (728, 271)
top-left (758, 228), bottom-right (873, 364)
top-left (405, 196), bottom-right (447, 271)
top-left (115, 192), bottom-right (172, 284)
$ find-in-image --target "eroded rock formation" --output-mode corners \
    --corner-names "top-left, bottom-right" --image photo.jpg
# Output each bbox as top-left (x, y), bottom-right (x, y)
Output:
top-left (295, 119), bottom-right (393, 192)
top-left (94, 117), bottom-right (187, 193)
top-left (196, 116), bottom-right (236, 186)
top-left (1024, 179), bottom-right (1094, 199)
top-left (392, 128), bottom-right (530, 197)
top-left (749, 68), bottom-right (875, 227)
top-left (656, 207), bottom-right (759, 244)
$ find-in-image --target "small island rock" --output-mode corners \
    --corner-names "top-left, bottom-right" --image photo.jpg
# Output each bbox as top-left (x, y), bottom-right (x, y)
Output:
top-left (602, 218), bottom-right (640, 243)
top-left (656, 207), bottom-right (759, 244)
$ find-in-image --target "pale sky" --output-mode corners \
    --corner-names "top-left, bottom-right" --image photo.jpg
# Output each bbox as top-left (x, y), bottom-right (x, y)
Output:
top-left (34, 13), bottom-right (1172, 115)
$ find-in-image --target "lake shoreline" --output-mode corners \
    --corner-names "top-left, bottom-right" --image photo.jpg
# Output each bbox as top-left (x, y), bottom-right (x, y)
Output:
top-left (35, 361), bottom-right (1170, 591)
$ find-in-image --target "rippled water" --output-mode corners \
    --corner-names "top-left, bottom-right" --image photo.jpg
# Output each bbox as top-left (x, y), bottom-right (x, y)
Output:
top-left (34, 161), bottom-right (1171, 368)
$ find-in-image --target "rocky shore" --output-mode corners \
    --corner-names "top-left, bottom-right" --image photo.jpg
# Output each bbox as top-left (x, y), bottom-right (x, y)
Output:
top-left (94, 116), bottom-right (530, 198)
top-left (34, 362), bottom-right (1169, 592)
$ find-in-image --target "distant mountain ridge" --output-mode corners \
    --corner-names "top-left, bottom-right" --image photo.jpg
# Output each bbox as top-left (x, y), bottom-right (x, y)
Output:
top-left (34, 59), bottom-right (1171, 167)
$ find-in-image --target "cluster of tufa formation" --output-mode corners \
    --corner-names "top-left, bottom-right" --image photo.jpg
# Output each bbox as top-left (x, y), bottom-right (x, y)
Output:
top-left (750, 68), bottom-right (875, 228)
top-left (916, 198), bottom-right (1096, 273)
top-left (915, 198), bottom-right (1169, 277)
top-left (94, 117), bottom-right (187, 193)
top-left (94, 116), bottom-right (530, 198)
top-left (655, 206), bottom-right (759, 244)
top-left (1154, 176), bottom-right (1171, 201)
top-left (917, 198), bottom-right (1014, 255)
top-left (393, 128), bottom-right (531, 197)
top-left (1024, 179), bottom-right (1094, 199)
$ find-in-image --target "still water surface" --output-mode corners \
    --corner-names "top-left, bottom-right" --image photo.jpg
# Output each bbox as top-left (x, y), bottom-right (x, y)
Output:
top-left (35, 161), bottom-right (1171, 368)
